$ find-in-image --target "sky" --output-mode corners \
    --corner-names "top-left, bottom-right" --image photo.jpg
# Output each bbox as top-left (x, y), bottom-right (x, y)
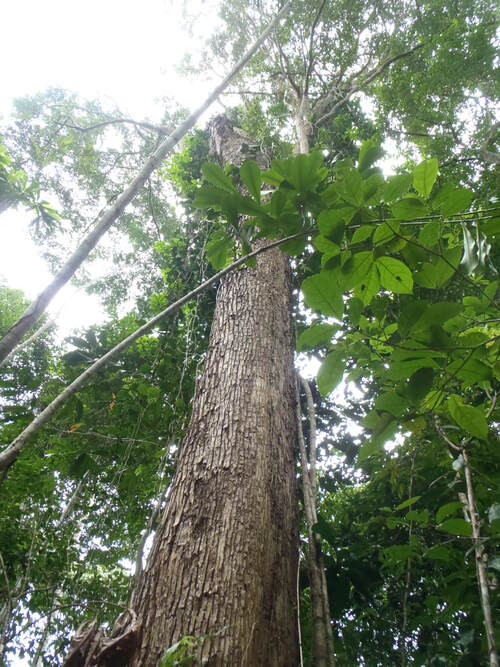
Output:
top-left (0, 0), bottom-right (221, 338)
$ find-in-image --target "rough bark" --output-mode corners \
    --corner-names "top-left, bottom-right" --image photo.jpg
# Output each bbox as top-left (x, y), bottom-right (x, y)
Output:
top-left (129, 117), bottom-right (299, 666)
top-left (0, 231), bottom-right (303, 475)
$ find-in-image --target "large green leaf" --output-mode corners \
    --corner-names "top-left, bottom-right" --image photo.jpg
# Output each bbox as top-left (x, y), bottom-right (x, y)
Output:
top-left (202, 162), bottom-right (236, 194)
top-left (297, 323), bottom-right (338, 351)
top-left (341, 251), bottom-right (373, 289)
top-left (432, 183), bottom-right (473, 216)
top-left (436, 502), bottom-right (463, 524)
top-left (290, 151), bottom-right (326, 191)
top-left (205, 234), bottom-right (235, 270)
top-left (407, 367), bottom-right (434, 402)
top-left (193, 183), bottom-right (229, 210)
top-left (313, 235), bottom-right (340, 256)
top-left (358, 138), bottom-right (383, 173)
top-left (317, 208), bottom-right (353, 241)
top-left (438, 518), bottom-right (472, 537)
top-left (301, 272), bottom-right (344, 319)
top-left (391, 196), bottom-right (429, 220)
top-left (374, 391), bottom-right (408, 417)
top-left (355, 265), bottom-right (380, 305)
top-left (340, 170), bottom-right (364, 207)
top-left (448, 395), bottom-right (488, 440)
top-left (317, 349), bottom-right (344, 396)
top-left (383, 173), bottom-right (412, 203)
top-left (413, 158), bottom-right (438, 197)
top-left (396, 496), bottom-right (421, 511)
top-left (375, 257), bottom-right (413, 294)
top-left (240, 160), bottom-right (261, 202)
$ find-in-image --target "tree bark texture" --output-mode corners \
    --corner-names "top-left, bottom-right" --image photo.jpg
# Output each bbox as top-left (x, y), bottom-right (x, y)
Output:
top-left (130, 118), bottom-right (299, 666)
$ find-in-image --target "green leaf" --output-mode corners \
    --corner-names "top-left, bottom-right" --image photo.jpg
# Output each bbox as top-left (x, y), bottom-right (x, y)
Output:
top-left (317, 349), bottom-right (344, 396)
top-left (374, 391), bottom-right (408, 417)
top-left (351, 225), bottom-right (374, 244)
top-left (413, 158), bottom-right (438, 197)
top-left (381, 544), bottom-right (415, 567)
top-left (362, 172), bottom-right (384, 203)
top-left (418, 221), bottom-right (440, 247)
top-left (202, 162), bottom-right (236, 193)
top-left (290, 151), bottom-right (326, 191)
top-left (438, 518), bottom-right (472, 537)
top-left (358, 138), bottom-right (383, 173)
top-left (338, 170), bottom-right (364, 207)
top-left (413, 246), bottom-right (462, 288)
top-left (432, 183), bottom-right (473, 216)
top-left (341, 251), bottom-right (373, 289)
top-left (313, 235), bottom-right (340, 256)
top-left (396, 496), bottom-right (421, 511)
top-left (240, 160), bottom-right (261, 203)
top-left (301, 272), bottom-right (344, 319)
top-left (391, 196), bottom-right (429, 220)
top-left (205, 234), bottom-right (234, 270)
top-left (297, 323), bottom-right (338, 351)
top-left (358, 439), bottom-right (382, 462)
top-left (317, 208), bottom-right (353, 242)
top-left (373, 221), bottom-right (400, 246)
top-left (436, 501), bottom-right (463, 524)
top-left (387, 358), bottom-right (438, 381)
top-left (407, 367), bottom-right (434, 402)
top-left (355, 265), bottom-right (380, 305)
top-left (193, 183), bottom-right (229, 210)
top-left (425, 545), bottom-right (452, 562)
top-left (448, 395), bottom-right (488, 440)
top-left (270, 189), bottom-right (288, 217)
top-left (376, 257), bottom-right (413, 294)
top-left (383, 173), bottom-right (412, 203)
top-left (446, 357), bottom-right (492, 387)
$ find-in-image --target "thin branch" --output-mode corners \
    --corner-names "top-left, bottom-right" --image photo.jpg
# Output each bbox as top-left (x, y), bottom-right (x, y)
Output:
top-left (480, 121), bottom-right (500, 166)
top-left (297, 555), bottom-right (304, 667)
top-left (299, 375), bottom-right (317, 497)
top-left (57, 118), bottom-right (169, 135)
top-left (273, 34), bottom-right (301, 98)
top-left (0, 315), bottom-right (55, 368)
top-left (304, 0), bottom-right (328, 97)
top-left (462, 449), bottom-right (499, 667)
top-left (314, 41), bottom-right (426, 127)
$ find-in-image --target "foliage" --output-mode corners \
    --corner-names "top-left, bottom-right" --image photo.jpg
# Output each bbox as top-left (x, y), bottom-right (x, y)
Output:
top-left (1, 0), bottom-right (499, 663)
top-left (192, 141), bottom-right (500, 663)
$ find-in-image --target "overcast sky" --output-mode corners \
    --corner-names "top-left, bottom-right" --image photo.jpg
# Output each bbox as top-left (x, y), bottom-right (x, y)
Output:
top-left (0, 0), bottom-right (220, 337)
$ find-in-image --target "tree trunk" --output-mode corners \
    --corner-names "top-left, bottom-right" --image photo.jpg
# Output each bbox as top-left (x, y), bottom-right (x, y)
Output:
top-left (130, 118), bottom-right (299, 666)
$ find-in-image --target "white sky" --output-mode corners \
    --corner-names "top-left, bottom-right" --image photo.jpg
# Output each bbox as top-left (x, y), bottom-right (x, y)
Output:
top-left (0, 0), bottom-right (220, 338)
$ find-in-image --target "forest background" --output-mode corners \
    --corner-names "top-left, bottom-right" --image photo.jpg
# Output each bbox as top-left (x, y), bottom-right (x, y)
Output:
top-left (0, 0), bottom-right (499, 665)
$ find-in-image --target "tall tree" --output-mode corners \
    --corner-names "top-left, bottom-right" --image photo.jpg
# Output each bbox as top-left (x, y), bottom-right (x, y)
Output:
top-left (1, 0), bottom-right (499, 665)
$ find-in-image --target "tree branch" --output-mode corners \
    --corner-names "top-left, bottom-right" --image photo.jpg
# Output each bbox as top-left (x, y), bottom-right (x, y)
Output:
top-left (314, 41), bottom-right (426, 127)
top-left (304, 0), bottom-right (328, 98)
top-left (57, 118), bottom-right (170, 135)
top-left (480, 120), bottom-right (500, 166)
